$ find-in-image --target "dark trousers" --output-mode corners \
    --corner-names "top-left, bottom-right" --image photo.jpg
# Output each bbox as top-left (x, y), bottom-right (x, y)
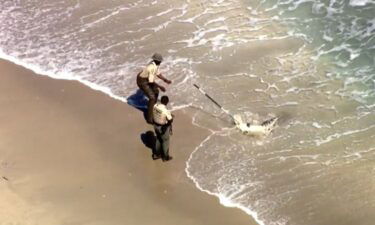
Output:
top-left (153, 124), bottom-right (170, 159)
top-left (137, 76), bottom-right (159, 122)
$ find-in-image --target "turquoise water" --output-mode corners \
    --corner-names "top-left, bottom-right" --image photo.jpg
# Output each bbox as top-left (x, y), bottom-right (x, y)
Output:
top-left (258, 0), bottom-right (375, 105)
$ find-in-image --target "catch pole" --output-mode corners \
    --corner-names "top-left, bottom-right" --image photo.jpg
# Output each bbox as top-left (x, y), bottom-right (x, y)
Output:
top-left (193, 84), bottom-right (237, 124)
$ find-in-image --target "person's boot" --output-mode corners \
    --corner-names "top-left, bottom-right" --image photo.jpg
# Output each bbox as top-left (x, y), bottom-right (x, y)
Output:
top-left (162, 156), bottom-right (173, 162)
top-left (152, 154), bottom-right (161, 160)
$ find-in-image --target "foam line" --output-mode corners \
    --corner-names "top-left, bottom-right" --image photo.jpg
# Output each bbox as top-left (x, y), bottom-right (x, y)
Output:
top-left (185, 134), bottom-right (267, 225)
top-left (0, 50), bottom-right (128, 104)
top-left (0, 50), bottom-right (193, 113)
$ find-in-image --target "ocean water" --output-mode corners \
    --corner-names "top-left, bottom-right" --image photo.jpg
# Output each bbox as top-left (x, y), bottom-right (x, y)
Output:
top-left (0, 0), bottom-right (374, 225)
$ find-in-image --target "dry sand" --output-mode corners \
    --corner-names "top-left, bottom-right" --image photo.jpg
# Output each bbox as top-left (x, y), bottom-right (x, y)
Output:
top-left (0, 59), bottom-right (258, 225)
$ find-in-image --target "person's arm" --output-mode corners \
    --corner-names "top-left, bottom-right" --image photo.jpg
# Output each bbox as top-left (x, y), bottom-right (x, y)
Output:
top-left (167, 114), bottom-right (174, 135)
top-left (167, 114), bottom-right (174, 124)
top-left (156, 74), bottom-right (172, 84)
top-left (146, 65), bottom-right (155, 83)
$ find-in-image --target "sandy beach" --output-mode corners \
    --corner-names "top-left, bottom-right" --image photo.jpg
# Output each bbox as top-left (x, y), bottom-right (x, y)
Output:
top-left (0, 59), bottom-right (257, 225)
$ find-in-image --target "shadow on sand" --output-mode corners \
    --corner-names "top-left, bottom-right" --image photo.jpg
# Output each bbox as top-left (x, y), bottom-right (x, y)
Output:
top-left (140, 130), bottom-right (156, 150)
top-left (140, 130), bottom-right (157, 159)
top-left (128, 89), bottom-right (158, 159)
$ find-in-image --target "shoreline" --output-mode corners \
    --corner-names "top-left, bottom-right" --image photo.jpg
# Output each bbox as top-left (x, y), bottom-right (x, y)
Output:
top-left (0, 59), bottom-right (258, 225)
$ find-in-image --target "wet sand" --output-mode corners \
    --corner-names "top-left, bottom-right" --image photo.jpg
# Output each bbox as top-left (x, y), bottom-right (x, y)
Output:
top-left (0, 59), bottom-right (257, 225)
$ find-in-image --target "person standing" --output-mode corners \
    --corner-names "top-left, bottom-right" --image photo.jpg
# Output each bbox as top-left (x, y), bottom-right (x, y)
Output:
top-left (137, 53), bottom-right (171, 124)
top-left (152, 95), bottom-right (173, 161)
